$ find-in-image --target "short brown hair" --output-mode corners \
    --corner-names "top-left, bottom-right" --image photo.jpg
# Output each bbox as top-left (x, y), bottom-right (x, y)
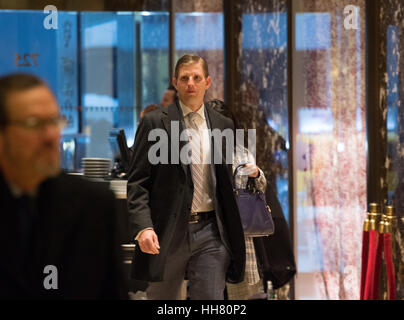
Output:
top-left (0, 73), bottom-right (47, 130)
top-left (174, 54), bottom-right (209, 79)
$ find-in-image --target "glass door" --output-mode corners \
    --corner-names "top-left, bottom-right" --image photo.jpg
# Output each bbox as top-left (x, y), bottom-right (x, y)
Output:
top-left (292, 0), bottom-right (367, 300)
top-left (0, 9), bottom-right (169, 171)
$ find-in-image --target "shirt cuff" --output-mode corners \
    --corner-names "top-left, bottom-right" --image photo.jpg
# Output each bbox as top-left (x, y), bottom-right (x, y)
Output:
top-left (135, 227), bottom-right (154, 241)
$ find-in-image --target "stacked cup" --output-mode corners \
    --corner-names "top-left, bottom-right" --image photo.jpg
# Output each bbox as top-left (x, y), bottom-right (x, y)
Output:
top-left (82, 158), bottom-right (111, 179)
top-left (109, 180), bottom-right (127, 199)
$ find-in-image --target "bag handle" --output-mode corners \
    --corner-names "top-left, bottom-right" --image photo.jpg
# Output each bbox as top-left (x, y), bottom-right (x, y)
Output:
top-left (233, 163), bottom-right (259, 192)
top-left (233, 163), bottom-right (247, 183)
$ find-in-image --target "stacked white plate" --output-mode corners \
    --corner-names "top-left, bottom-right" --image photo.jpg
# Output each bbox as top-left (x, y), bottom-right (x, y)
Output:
top-left (109, 180), bottom-right (127, 199)
top-left (82, 158), bottom-right (111, 179)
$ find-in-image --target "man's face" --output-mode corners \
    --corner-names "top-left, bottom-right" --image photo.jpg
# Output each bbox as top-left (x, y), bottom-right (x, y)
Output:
top-left (0, 86), bottom-right (62, 182)
top-left (172, 61), bottom-right (211, 109)
top-left (160, 89), bottom-right (176, 107)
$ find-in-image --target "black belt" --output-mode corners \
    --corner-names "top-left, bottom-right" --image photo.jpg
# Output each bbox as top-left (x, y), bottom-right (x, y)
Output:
top-left (189, 210), bottom-right (215, 224)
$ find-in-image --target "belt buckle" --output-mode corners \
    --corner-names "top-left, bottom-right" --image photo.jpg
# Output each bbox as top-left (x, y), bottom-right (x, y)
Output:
top-left (189, 212), bottom-right (200, 224)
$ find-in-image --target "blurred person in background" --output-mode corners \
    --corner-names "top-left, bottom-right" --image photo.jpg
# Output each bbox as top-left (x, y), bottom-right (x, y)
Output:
top-left (160, 84), bottom-right (177, 108)
top-left (140, 104), bottom-right (159, 119)
top-left (137, 104), bottom-right (159, 127)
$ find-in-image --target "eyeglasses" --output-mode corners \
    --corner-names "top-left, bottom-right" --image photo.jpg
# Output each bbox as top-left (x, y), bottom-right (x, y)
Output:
top-left (7, 115), bottom-right (67, 131)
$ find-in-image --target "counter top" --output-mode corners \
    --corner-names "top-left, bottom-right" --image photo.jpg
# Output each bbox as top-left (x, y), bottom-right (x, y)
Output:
top-left (68, 173), bottom-right (127, 199)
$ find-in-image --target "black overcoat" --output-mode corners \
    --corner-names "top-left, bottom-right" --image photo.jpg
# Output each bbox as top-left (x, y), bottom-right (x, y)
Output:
top-left (0, 172), bottom-right (127, 299)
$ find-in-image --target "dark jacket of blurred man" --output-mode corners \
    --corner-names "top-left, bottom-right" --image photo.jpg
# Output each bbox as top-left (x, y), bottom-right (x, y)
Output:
top-left (127, 54), bottom-right (245, 300)
top-left (0, 73), bottom-right (127, 299)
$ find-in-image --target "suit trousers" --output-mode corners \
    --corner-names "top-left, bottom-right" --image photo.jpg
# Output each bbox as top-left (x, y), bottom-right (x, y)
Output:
top-left (146, 215), bottom-right (230, 300)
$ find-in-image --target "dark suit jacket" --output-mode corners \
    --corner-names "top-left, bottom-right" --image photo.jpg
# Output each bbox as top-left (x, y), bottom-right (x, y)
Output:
top-left (0, 172), bottom-right (127, 299)
top-left (127, 100), bottom-right (245, 283)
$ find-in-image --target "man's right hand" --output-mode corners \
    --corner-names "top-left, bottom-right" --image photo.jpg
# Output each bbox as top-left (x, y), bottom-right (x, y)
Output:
top-left (138, 229), bottom-right (160, 255)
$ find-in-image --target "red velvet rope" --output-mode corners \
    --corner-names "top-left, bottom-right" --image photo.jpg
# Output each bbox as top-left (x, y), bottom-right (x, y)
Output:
top-left (373, 234), bottom-right (384, 299)
top-left (383, 233), bottom-right (396, 300)
top-left (360, 231), bottom-right (369, 300)
top-left (363, 230), bottom-right (378, 300)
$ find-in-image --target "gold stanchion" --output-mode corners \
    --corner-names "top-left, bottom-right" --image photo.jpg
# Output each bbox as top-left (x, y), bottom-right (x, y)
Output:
top-left (368, 203), bottom-right (381, 231)
top-left (383, 206), bottom-right (396, 234)
top-left (383, 205), bottom-right (397, 300)
top-left (363, 203), bottom-right (382, 299)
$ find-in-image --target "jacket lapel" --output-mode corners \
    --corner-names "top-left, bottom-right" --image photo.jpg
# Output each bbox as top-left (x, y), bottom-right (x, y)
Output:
top-left (205, 103), bottom-right (223, 132)
top-left (205, 104), bottom-right (227, 165)
top-left (162, 101), bottom-right (189, 177)
top-left (205, 104), bottom-right (225, 192)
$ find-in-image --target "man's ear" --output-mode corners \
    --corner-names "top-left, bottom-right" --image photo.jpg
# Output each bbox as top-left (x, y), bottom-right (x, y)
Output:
top-left (205, 76), bottom-right (211, 90)
top-left (172, 77), bottom-right (178, 90)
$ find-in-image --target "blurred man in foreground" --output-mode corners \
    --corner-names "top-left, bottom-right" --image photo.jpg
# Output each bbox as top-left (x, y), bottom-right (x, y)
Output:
top-left (0, 73), bottom-right (127, 299)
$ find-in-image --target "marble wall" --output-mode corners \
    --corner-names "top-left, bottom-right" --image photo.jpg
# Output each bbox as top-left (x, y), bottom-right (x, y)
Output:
top-left (233, 0), bottom-right (289, 198)
top-left (174, 0), bottom-right (222, 12)
top-left (383, 0), bottom-right (404, 300)
top-left (230, 0), bottom-right (291, 299)
top-left (174, 0), bottom-right (224, 101)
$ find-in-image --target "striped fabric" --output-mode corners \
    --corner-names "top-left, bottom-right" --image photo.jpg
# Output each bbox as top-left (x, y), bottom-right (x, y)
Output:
top-left (226, 278), bottom-right (264, 300)
top-left (187, 112), bottom-right (204, 212)
top-left (245, 236), bottom-right (260, 285)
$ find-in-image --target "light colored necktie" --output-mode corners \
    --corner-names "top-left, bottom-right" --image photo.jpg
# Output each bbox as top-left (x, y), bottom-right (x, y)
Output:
top-left (188, 112), bottom-right (204, 212)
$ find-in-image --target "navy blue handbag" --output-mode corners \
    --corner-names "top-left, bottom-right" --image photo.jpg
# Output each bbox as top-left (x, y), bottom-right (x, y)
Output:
top-left (233, 164), bottom-right (275, 237)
